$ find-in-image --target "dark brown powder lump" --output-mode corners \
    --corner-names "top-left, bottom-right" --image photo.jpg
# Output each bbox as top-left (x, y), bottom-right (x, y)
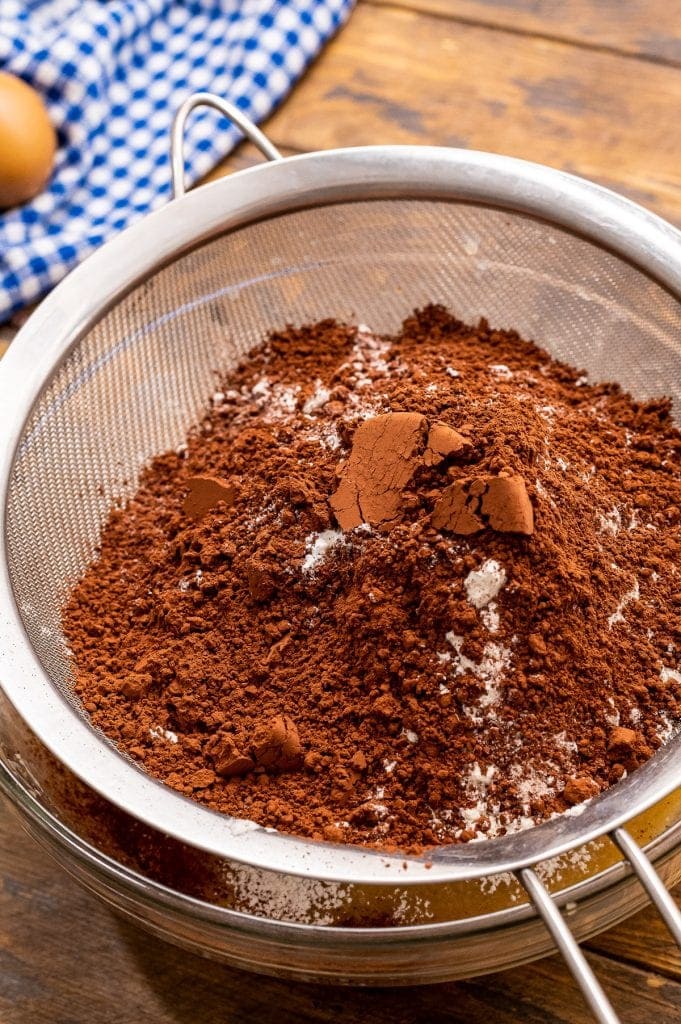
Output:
top-left (64, 306), bottom-right (681, 852)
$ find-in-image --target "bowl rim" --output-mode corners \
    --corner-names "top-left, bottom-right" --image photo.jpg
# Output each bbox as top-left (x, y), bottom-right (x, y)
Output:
top-left (4, 755), bottom-right (681, 942)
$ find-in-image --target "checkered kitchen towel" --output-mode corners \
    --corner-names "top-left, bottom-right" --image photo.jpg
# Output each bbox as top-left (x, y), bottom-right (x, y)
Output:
top-left (0, 0), bottom-right (354, 321)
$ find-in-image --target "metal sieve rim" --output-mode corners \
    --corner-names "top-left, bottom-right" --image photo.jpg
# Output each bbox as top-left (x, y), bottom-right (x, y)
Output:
top-left (3, 755), bottom-right (681, 944)
top-left (1, 143), bottom-right (681, 885)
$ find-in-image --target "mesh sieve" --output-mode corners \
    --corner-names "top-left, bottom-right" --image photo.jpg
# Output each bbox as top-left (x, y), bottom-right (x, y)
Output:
top-left (10, 198), bottom-right (681, 703)
top-left (3, 95), bottom-right (681, 1022)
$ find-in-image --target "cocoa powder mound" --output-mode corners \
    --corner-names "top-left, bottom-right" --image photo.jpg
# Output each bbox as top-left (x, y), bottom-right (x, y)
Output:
top-left (63, 306), bottom-right (681, 852)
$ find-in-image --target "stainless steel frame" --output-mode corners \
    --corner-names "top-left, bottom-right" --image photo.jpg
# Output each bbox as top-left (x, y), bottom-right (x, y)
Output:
top-left (2, 93), bottom-right (681, 1020)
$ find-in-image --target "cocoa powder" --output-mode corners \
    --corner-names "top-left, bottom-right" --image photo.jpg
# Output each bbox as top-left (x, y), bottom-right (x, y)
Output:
top-left (63, 306), bottom-right (681, 852)
top-left (330, 411), bottom-right (428, 530)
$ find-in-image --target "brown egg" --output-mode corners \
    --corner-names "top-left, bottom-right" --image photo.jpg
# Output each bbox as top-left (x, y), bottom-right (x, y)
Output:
top-left (0, 71), bottom-right (57, 209)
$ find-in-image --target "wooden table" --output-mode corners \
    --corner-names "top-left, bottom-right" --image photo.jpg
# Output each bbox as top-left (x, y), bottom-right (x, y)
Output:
top-left (3, 2), bottom-right (681, 1020)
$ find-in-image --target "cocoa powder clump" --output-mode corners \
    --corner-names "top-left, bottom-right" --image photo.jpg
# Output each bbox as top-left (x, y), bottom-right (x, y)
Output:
top-left (330, 412), bottom-right (427, 530)
top-left (432, 473), bottom-right (534, 535)
top-left (63, 306), bottom-right (681, 852)
top-left (183, 475), bottom-right (237, 520)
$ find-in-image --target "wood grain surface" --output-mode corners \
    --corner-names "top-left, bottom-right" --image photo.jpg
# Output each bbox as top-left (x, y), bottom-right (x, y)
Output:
top-left (4, 1), bottom-right (681, 1021)
top-left (371, 0), bottom-right (681, 64)
top-left (2, 802), bottom-right (681, 1024)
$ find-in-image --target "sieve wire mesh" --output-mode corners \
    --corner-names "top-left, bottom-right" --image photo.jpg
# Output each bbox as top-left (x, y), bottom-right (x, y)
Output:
top-left (6, 198), bottom-right (681, 715)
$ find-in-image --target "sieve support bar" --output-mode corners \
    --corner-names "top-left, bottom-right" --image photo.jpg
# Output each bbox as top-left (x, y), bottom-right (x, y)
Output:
top-left (611, 826), bottom-right (681, 946)
top-left (171, 92), bottom-right (283, 200)
top-left (517, 868), bottom-right (620, 1024)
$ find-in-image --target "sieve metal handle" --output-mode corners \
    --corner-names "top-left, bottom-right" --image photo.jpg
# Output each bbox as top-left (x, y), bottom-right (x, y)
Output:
top-left (171, 92), bottom-right (283, 200)
top-left (610, 827), bottom-right (681, 945)
top-left (518, 867), bottom-right (620, 1024)
top-left (517, 828), bottom-right (681, 1024)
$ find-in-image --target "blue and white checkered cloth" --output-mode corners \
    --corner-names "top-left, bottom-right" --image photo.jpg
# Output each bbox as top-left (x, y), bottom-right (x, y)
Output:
top-left (0, 0), bottom-right (353, 322)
